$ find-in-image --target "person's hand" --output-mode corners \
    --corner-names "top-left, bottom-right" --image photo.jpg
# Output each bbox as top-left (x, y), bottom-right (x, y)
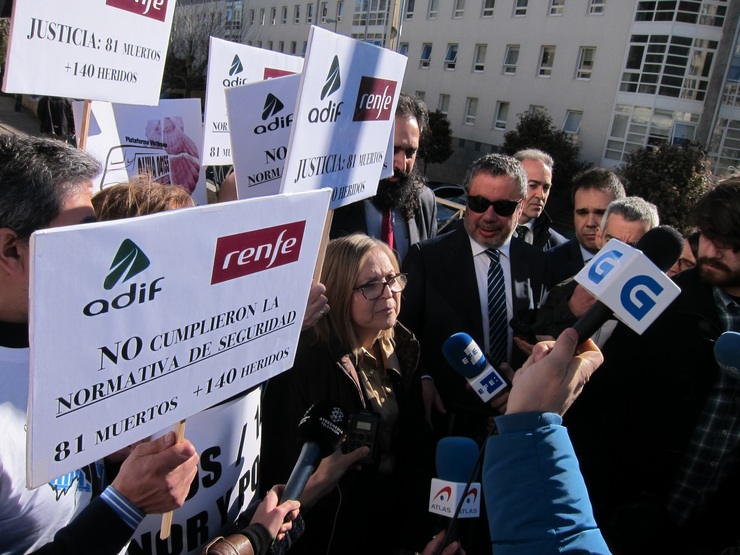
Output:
top-left (488, 362), bottom-right (514, 415)
top-left (421, 378), bottom-right (446, 427)
top-left (421, 530), bottom-right (466, 555)
top-left (111, 431), bottom-right (199, 513)
top-left (249, 485), bottom-right (300, 541)
top-left (299, 445), bottom-right (370, 508)
top-left (301, 282), bottom-right (330, 331)
top-left (567, 284), bottom-right (597, 318)
top-left (506, 328), bottom-right (603, 416)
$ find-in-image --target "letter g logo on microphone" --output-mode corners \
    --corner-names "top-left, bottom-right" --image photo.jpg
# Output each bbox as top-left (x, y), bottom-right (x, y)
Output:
top-left (620, 275), bottom-right (664, 320)
top-left (588, 250), bottom-right (623, 284)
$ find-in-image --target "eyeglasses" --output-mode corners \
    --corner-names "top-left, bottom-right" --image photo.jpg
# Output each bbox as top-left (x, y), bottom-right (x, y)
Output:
top-left (466, 196), bottom-right (522, 216)
top-left (354, 273), bottom-right (408, 300)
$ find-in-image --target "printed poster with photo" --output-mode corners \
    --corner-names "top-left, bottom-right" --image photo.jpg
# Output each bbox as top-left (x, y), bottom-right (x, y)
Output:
top-left (73, 99), bottom-right (208, 206)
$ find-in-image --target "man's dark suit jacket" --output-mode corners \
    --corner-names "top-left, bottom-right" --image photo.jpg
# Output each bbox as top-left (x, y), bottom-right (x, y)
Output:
top-left (400, 222), bottom-right (550, 438)
top-left (330, 185), bottom-right (437, 257)
top-left (532, 212), bottom-right (567, 250)
top-left (545, 237), bottom-right (586, 286)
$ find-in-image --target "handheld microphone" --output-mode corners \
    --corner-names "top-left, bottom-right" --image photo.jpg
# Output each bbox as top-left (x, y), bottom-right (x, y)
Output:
top-left (442, 333), bottom-right (508, 402)
top-left (715, 331), bottom-right (740, 378)
top-left (573, 225), bottom-right (683, 344)
top-left (429, 437), bottom-right (482, 547)
top-left (280, 400), bottom-right (349, 502)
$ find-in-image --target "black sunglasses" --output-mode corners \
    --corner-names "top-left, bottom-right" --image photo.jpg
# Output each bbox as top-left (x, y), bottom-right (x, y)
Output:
top-left (466, 196), bottom-right (522, 216)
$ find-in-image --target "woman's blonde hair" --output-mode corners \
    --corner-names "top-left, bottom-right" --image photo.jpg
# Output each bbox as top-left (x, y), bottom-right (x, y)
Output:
top-left (92, 175), bottom-right (194, 221)
top-left (314, 234), bottom-right (400, 355)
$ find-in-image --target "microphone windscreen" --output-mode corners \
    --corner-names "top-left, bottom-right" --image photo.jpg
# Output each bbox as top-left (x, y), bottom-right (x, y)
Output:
top-left (635, 225), bottom-right (683, 271)
top-left (436, 436), bottom-right (480, 482)
top-left (297, 399), bottom-right (349, 456)
top-left (442, 332), bottom-right (485, 379)
top-left (715, 331), bottom-right (740, 378)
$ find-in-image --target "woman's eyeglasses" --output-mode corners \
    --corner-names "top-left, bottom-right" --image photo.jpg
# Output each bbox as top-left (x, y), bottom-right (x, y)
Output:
top-left (354, 273), bottom-right (408, 300)
top-left (466, 196), bottom-right (522, 216)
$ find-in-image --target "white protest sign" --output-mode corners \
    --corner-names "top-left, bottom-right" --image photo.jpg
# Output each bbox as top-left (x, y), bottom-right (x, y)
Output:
top-left (575, 238), bottom-right (681, 334)
top-left (28, 189), bottom-right (331, 487)
top-left (130, 390), bottom-right (261, 554)
top-left (203, 38), bottom-right (304, 166)
top-left (3, 0), bottom-right (174, 105)
top-left (226, 74), bottom-right (301, 200)
top-left (280, 26), bottom-right (407, 210)
top-left (72, 99), bottom-right (208, 206)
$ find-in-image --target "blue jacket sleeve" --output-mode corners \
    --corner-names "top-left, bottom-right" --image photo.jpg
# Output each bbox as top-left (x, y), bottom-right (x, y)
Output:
top-left (483, 412), bottom-right (611, 555)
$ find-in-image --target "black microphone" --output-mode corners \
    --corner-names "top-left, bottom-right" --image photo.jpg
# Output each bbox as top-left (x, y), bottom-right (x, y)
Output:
top-left (572, 225), bottom-right (683, 344)
top-left (280, 400), bottom-right (349, 502)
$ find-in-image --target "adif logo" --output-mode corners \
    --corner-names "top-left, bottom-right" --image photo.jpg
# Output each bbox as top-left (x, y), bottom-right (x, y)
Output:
top-left (308, 56), bottom-right (343, 123)
top-left (83, 240), bottom-right (164, 317)
top-left (104, 239), bottom-right (150, 290)
top-left (353, 77), bottom-right (397, 121)
top-left (223, 54), bottom-right (248, 87)
top-left (254, 94), bottom-right (293, 135)
top-left (106, 0), bottom-right (167, 22)
top-left (330, 407), bottom-right (345, 423)
top-left (211, 221), bottom-right (305, 284)
top-left (229, 55), bottom-right (244, 76)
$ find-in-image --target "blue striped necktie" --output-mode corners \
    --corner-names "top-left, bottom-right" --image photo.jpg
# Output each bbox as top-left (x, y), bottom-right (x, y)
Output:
top-left (486, 249), bottom-right (508, 367)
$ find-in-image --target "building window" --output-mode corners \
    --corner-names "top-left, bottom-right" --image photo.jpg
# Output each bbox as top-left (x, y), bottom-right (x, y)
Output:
top-left (249, 9), bottom-right (255, 25)
top-left (406, 0), bottom-right (415, 19)
top-left (281, 6), bottom-right (288, 23)
top-left (453, 0), bottom-right (465, 18)
top-left (494, 101), bottom-right (509, 130)
top-left (707, 118), bottom-right (740, 175)
top-left (438, 94), bottom-right (450, 115)
top-left (464, 97), bottom-right (478, 125)
top-left (306, 3), bottom-right (313, 23)
top-left (503, 45), bottom-right (519, 74)
top-left (482, 0), bottom-right (494, 17)
top-left (563, 110), bottom-right (583, 136)
top-left (270, 7), bottom-right (276, 24)
top-left (549, 0), bottom-right (564, 16)
top-left (399, 43), bottom-right (409, 56)
top-left (538, 45), bottom-right (555, 77)
top-left (278, 41), bottom-right (285, 52)
top-left (588, 0), bottom-right (604, 14)
top-left (444, 44), bottom-right (458, 70)
top-left (415, 90), bottom-right (426, 101)
top-left (420, 43), bottom-right (432, 68)
top-left (530, 105), bottom-right (546, 115)
top-left (576, 47), bottom-right (595, 80)
top-left (302, 41), bottom-right (308, 55)
top-left (513, 0), bottom-right (527, 16)
top-left (256, 40), bottom-right (263, 48)
top-left (428, 0), bottom-right (438, 19)
top-left (473, 44), bottom-right (486, 72)
top-left (635, 1), bottom-right (726, 27)
top-left (320, 2), bottom-right (328, 21)
top-left (337, 0), bottom-right (344, 20)
top-left (353, 0), bottom-right (388, 26)
top-left (290, 41), bottom-right (297, 54)
top-left (294, 4), bottom-right (300, 23)
top-left (259, 8), bottom-right (265, 24)
top-left (267, 40), bottom-right (273, 50)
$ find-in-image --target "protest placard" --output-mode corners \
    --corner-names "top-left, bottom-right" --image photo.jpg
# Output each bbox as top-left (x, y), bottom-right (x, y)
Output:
top-left (3, 0), bottom-right (174, 105)
top-left (280, 26), bottom-right (407, 210)
top-left (202, 38), bottom-right (303, 166)
top-left (226, 74), bottom-right (301, 200)
top-left (27, 189), bottom-right (331, 487)
top-left (72, 99), bottom-right (208, 206)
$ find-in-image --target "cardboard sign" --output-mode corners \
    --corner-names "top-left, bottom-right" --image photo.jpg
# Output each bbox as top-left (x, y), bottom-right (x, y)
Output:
top-left (27, 189), bottom-right (331, 487)
top-left (72, 99), bottom-right (208, 206)
top-left (202, 38), bottom-right (303, 166)
top-left (3, 0), bottom-right (174, 105)
top-left (226, 74), bottom-right (301, 200)
top-left (280, 26), bottom-right (407, 209)
top-left (575, 238), bottom-right (681, 334)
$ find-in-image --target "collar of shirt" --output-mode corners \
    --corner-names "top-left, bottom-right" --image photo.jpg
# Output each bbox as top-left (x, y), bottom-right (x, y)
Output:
top-left (579, 243), bottom-right (595, 265)
top-left (469, 235), bottom-right (513, 261)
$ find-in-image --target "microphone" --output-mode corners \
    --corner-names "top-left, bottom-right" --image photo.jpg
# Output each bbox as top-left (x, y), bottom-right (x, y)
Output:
top-left (429, 437), bottom-right (482, 547)
top-left (715, 331), bottom-right (740, 378)
top-left (280, 400), bottom-right (349, 502)
top-left (573, 225), bottom-right (683, 344)
top-left (442, 333), bottom-right (508, 402)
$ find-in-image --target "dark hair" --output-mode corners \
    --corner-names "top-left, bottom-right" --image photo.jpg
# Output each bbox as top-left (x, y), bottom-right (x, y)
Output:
top-left (462, 153), bottom-right (527, 197)
top-left (0, 134), bottom-right (100, 238)
top-left (571, 167), bottom-right (626, 204)
top-left (396, 91), bottom-right (429, 138)
top-left (687, 229), bottom-right (700, 258)
top-left (691, 178), bottom-right (740, 250)
top-left (93, 176), bottom-right (194, 221)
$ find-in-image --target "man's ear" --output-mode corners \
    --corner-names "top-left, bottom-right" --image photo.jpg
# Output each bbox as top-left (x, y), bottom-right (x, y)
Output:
top-left (0, 228), bottom-right (28, 276)
top-left (595, 226), bottom-right (604, 250)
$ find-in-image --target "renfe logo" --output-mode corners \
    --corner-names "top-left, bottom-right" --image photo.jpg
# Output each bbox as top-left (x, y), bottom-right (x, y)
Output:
top-left (264, 67), bottom-right (295, 79)
top-left (211, 221), bottom-right (306, 284)
top-left (353, 77), bottom-right (397, 121)
top-left (106, 0), bottom-right (167, 22)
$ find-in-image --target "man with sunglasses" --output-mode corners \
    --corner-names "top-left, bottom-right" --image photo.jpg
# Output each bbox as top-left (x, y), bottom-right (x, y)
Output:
top-left (562, 179), bottom-right (740, 554)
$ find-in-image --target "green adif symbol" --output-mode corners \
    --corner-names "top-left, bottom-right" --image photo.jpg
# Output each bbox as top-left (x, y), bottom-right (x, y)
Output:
top-left (104, 239), bottom-right (151, 290)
